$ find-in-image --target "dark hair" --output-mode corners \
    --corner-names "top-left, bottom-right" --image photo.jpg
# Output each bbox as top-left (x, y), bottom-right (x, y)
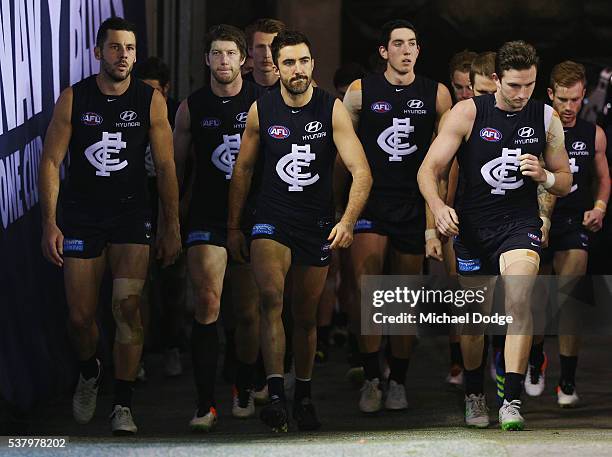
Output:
top-left (271, 30), bottom-right (312, 66)
top-left (379, 19), bottom-right (418, 49)
top-left (495, 40), bottom-right (539, 78)
top-left (333, 62), bottom-right (366, 90)
top-left (96, 16), bottom-right (137, 49)
top-left (245, 18), bottom-right (286, 47)
top-left (204, 24), bottom-right (248, 60)
top-left (134, 57), bottom-right (171, 87)
top-left (549, 60), bottom-right (586, 91)
top-left (470, 51), bottom-right (496, 85)
top-left (449, 50), bottom-right (477, 79)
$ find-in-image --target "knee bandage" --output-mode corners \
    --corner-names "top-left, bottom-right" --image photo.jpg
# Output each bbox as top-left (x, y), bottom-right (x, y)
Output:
top-left (499, 249), bottom-right (540, 274)
top-left (112, 278), bottom-right (145, 345)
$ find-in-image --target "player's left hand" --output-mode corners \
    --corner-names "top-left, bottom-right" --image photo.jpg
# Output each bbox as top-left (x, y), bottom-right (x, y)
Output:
top-left (425, 237), bottom-right (443, 261)
top-left (518, 154), bottom-right (546, 182)
top-left (583, 208), bottom-right (604, 232)
top-left (156, 223), bottom-right (182, 267)
top-left (328, 220), bottom-right (354, 249)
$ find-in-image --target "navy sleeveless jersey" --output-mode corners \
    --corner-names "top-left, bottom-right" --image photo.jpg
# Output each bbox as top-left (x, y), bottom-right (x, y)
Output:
top-left (358, 73), bottom-right (438, 201)
top-left (456, 94), bottom-right (550, 227)
top-left (553, 119), bottom-right (596, 219)
top-left (243, 71), bottom-right (280, 91)
top-left (66, 75), bottom-right (153, 203)
top-left (187, 81), bottom-right (263, 227)
top-left (257, 87), bottom-right (337, 223)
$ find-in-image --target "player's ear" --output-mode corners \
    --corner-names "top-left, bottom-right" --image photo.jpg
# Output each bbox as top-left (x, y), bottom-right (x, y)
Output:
top-left (94, 46), bottom-right (102, 61)
top-left (547, 87), bottom-right (554, 102)
top-left (379, 45), bottom-right (388, 60)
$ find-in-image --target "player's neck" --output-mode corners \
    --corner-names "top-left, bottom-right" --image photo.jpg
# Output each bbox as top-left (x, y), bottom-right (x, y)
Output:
top-left (96, 72), bottom-right (131, 96)
top-left (384, 67), bottom-right (416, 86)
top-left (280, 84), bottom-right (313, 108)
top-left (493, 92), bottom-right (523, 112)
top-left (253, 68), bottom-right (278, 87)
top-left (211, 75), bottom-right (243, 97)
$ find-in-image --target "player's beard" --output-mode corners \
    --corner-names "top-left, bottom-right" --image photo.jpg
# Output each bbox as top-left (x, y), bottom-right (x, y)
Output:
top-left (284, 75), bottom-right (311, 95)
top-left (211, 67), bottom-right (240, 85)
top-left (101, 58), bottom-right (132, 82)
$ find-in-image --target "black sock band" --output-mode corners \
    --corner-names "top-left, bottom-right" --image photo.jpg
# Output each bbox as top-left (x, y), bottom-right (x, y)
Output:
top-left (361, 351), bottom-right (381, 381)
top-left (267, 376), bottom-right (285, 402)
top-left (235, 360), bottom-right (256, 392)
top-left (450, 342), bottom-right (463, 367)
top-left (505, 372), bottom-right (524, 402)
top-left (559, 355), bottom-right (578, 385)
top-left (464, 366), bottom-right (484, 396)
top-left (191, 320), bottom-right (218, 413)
top-left (79, 355), bottom-right (99, 380)
top-left (529, 341), bottom-right (545, 370)
top-left (389, 356), bottom-right (409, 385)
top-left (113, 379), bottom-right (134, 409)
top-left (294, 378), bottom-right (311, 402)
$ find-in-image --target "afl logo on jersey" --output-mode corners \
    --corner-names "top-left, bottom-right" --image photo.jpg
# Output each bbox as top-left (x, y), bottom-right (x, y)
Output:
top-left (81, 112), bottom-right (103, 126)
top-left (480, 127), bottom-right (502, 142)
top-left (371, 101), bottom-right (392, 113)
top-left (119, 110), bottom-right (138, 122)
top-left (268, 125), bottom-right (290, 139)
top-left (406, 99), bottom-right (424, 109)
top-left (572, 141), bottom-right (586, 151)
top-left (518, 126), bottom-right (534, 138)
top-left (201, 117), bottom-right (221, 128)
top-left (305, 121), bottom-right (322, 133)
top-left (235, 112), bottom-right (248, 123)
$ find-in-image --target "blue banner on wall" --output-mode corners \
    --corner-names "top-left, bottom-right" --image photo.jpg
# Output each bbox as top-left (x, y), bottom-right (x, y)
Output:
top-left (0, 0), bottom-right (147, 410)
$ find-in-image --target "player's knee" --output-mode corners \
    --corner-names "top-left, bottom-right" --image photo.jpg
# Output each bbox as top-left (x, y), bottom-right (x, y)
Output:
top-left (69, 308), bottom-right (96, 332)
top-left (259, 286), bottom-right (284, 312)
top-left (194, 286), bottom-right (221, 311)
top-left (112, 278), bottom-right (145, 345)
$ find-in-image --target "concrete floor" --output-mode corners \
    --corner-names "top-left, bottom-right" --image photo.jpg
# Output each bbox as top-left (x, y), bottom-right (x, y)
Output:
top-left (7, 336), bottom-right (612, 456)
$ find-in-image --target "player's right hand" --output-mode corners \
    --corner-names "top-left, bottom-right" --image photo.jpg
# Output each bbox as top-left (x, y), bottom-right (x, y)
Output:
top-left (41, 222), bottom-right (64, 267)
top-left (432, 203), bottom-right (459, 237)
top-left (227, 229), bottom-right (249, 264)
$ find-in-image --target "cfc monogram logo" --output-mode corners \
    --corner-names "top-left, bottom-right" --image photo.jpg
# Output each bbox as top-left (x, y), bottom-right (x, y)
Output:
top-left (480, 147), bottom-right (523, 195)
top-left (569, 157), bottom-right (579, 193)
top-left (276, 144), bottom-right (319, 191)
top-left (85, 131), bottom-right (128, 176)
top-left (377, 117), bottom-right (417, 161)
top-left (212, 134), bottom-right (241, 179)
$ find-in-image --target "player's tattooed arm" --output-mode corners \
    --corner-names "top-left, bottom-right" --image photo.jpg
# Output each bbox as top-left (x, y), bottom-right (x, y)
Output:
top-left (39, 87), bottom-right (73, 266)
top-left (342, 79), bottom-right (362, 132)
top-left (541, 110), bottom-right (572, 196)
top-left (537, 182), bottom-right (555, 247)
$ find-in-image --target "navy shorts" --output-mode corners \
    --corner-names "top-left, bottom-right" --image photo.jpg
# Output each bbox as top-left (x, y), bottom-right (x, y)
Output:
top-left (354, 195), bottom-right (425, 255)
top-left (250, 216), bottom-right (333, 267)
top-left (541, 215), bottom-right (591, 262)
top-left (185, 205), bottom-right (256, 249)
top-left (453, 218), bottom-right (542, 275)
top-left (61, 198), bottom-right (152, 259)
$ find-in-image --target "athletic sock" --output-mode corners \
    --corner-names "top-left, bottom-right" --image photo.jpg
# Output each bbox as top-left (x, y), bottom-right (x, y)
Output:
top-left (389, 356), bottom-right (409, 385)
top-left (235, 360), bottom-right (256, 393)
top-left (464, 366), bottom-right (484, 396)
top-left (113, 379), bottom-right (134, 409)
top-left (504, 372), bottom-right (524, 402)
top-left (449, 342), bottom-right (463, 367)
top-left (294, 378), bottom-right (311, 402)
top-left (559, 355), bottom-right (578, 386)
top-left (317, 326), bottom-right (330, 348)
top-left (267, 375), bottom-right (285, 402)
top-left (191, 320), bottom-right (218, 415)
top-left (361, 351), bottom-right (381, 381)
top-left (254, 352), bottom-right (266, 389)
top-left (79, 355), bottom-right (99, 380)
top-left (492, 335), bottom-right (506, 353)
top-left (529, 341), bottom-right (545, 370)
